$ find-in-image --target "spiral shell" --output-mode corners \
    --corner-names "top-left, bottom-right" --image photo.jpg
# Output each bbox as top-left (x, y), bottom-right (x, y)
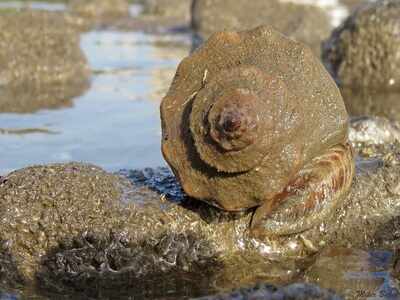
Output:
top-left (161, 26), bottom-right (348, 211)
top-left (190, 66), bottom-right (288, 173)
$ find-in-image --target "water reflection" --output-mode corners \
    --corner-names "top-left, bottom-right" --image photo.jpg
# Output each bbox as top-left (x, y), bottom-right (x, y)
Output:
top-left (0, 31), bottom-right (190, 175)
top-left (0, 81), bottom-right (89, 114)
top-left (0, 1), bottom-right (65, 11)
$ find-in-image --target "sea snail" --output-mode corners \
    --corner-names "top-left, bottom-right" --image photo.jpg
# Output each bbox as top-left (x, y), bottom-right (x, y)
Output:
top-left (160, 26), bottom-right (355, 237)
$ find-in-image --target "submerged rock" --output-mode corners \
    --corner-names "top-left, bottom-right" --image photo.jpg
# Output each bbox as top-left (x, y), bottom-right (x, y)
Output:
top-left (191, 0), bottom-right (332, 55)
top-left (323, 0), bottom-right (400, 91)
top-left (0, 11), bottom-right (90, 89)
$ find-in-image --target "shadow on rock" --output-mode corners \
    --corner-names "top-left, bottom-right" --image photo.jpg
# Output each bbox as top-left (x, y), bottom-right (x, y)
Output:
top-left (37, 231), bottom-right (222, 299)
top-left (121, 167), bottom-right (248, 224)
top-left (0, 241), bottom-right (24, 289)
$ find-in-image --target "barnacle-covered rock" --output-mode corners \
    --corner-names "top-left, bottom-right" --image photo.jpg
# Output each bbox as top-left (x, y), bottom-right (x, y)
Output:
top-left (191, 0), bottom-right (332, 55)
top-left (0, 11), bottom-right (90, 89)
top-left (323, 0), bottom-right (400, 91)
top-left (341, 89), bottom-right (400, 121)
top-left (143, 0), bottom-right (191, 22)
top-left (161, 26), bottom-right (354, 237)
top-left (68, 0), bottom-right (129, 21)
top-left (0, 163), bottom-right (131, 282)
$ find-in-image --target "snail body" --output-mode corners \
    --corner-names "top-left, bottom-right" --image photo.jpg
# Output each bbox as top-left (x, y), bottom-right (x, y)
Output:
top-left (161, 26), bottom-right (354, 236)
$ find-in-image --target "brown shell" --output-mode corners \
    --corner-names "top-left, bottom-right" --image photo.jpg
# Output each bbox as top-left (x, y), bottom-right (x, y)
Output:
top-left (160, 26), bottom-right (348, 211)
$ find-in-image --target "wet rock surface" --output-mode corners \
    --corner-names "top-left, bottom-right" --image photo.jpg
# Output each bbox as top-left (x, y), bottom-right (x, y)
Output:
top-left (0, 163), bottom-right (132, 283)
top-left (38, 231), bottom-right (219, 299)
top-left (2, 117), bottom-right (400, 298)
top-left (0, 11), bottom-right (90, 89)
top-left (323, 0), bottom-right (400, 91)
top-left (191, 0), bottom-right (332, 55)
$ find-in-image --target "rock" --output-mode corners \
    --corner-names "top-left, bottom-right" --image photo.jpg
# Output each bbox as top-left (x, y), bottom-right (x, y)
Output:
top-left (0, 155), bottom-right (399, 298)
top-left (0, 11), bottom-right (90, 89)
top-left (143, 0), bottom-right (191, 22)
top-left (323, 0), bottom-right (400, 91)
top-left (339, 0), bottom-right (367, 10)
top-left (195, 282), bottom-right (342, 300)
top-left (2, 125), bottom-right (400, 297)
top-left (341, 89), bottom-right (400, 122)
top-left (68, 0), bottom-right (129, 21)
top-left (37, 231), bottom-right (220, 299)
top-left (191, 0), bottom-right (332, 56)
top-left (0, 11), bottom-right (90, 112)
top-left (0, 163), bottom-right (132, 282)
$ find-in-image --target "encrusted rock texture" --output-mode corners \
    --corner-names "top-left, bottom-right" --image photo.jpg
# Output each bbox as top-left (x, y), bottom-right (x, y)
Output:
top-left (191, 0), bottom-right (332, 55)
top-left (1, 116), bottom-right (400, 298)
top-left (323, 0), bottom-right (400, 91)
top-left (0, 11), bottom-right (90, 89)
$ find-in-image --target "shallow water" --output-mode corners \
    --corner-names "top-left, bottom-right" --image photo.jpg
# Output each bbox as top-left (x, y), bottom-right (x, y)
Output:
top-left (0, 29), bottom-right (190, 175)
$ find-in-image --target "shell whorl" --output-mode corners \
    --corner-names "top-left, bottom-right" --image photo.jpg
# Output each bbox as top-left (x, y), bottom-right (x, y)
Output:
top-left (190, 66), bottom-right (288, 173)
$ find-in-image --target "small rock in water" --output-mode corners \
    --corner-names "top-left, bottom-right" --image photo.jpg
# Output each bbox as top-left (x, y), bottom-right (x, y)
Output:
top-left (191, 0), bottom-right (332, 55)
top-left (142, 0), bottom-right (191, 22)
top-left (323, 0), bottom-right (400, 91)
top-left (0, 11), bottom-right (90, 88)
top-left (0, 11), bottom-right (90, 113)
top-left (68, 0), bottom-right (129, 20)
top-left (341, 89), bottom-right (400, 122)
